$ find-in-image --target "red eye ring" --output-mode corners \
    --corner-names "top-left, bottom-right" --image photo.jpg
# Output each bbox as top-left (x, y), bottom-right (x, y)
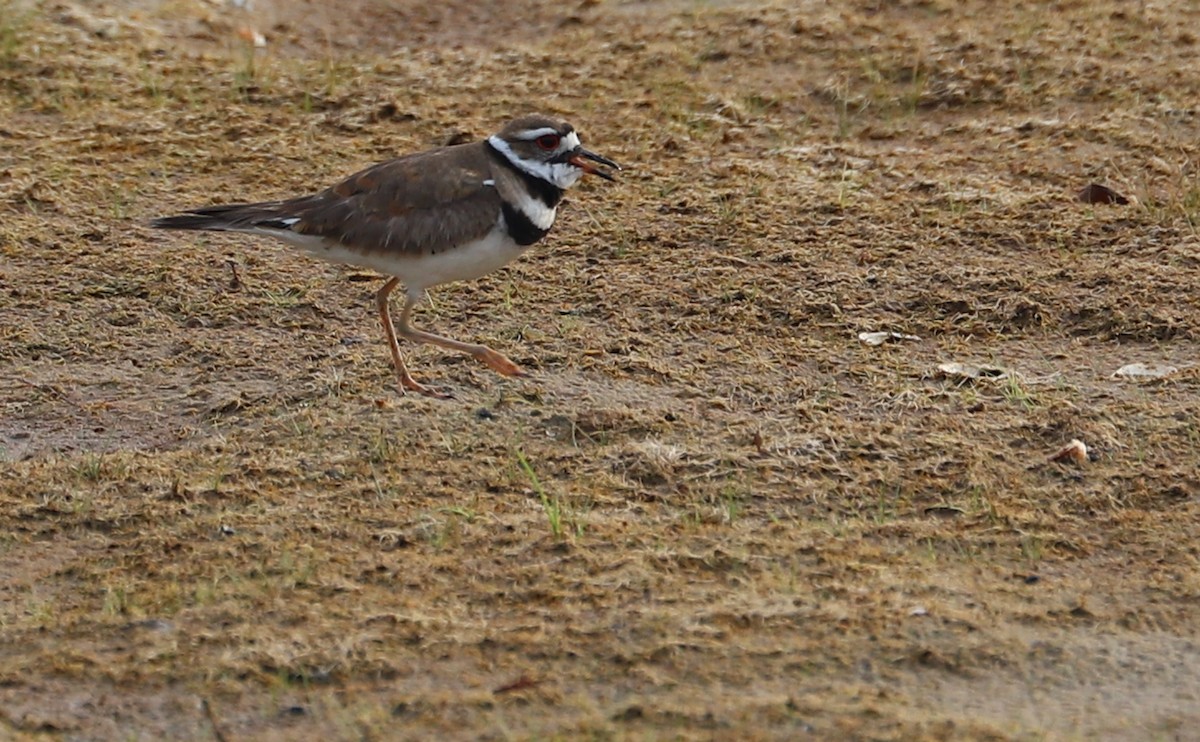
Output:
top-left (536, 134), bottom-right (561, 150)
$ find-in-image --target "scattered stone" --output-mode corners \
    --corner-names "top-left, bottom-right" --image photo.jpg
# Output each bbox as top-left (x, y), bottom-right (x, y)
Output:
top-left (858, 331), bottom-right (920, 346)
top-left (1077, 183), bottom-right (1129, 205)
top-left (937, 362), bottom-right (1009, 380)
top-left (1113, 362), bottom-right (1177, 379)
top-left (1049, 439), bottom-right (1089, 465)
top-left (612, 705), bottom-right (644, 721)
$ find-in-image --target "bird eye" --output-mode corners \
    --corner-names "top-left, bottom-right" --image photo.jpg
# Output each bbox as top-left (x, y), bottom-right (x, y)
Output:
top-left (535, 134), bottom-right (561, 150)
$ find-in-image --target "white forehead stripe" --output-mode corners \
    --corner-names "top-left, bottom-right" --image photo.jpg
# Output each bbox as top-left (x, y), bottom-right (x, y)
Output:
top-left (563, 131), bottom-right (581, 150)
top-left (515, 127), bottom-right (561, 140)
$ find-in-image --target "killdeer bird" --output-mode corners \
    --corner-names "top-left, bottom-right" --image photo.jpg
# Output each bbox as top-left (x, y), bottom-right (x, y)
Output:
top-left (152, 114), bottom-right (619, 398)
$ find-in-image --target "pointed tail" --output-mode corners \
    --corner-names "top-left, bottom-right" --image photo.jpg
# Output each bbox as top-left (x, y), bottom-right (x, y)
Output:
top-left (150, 203), bottom-right (297, 232)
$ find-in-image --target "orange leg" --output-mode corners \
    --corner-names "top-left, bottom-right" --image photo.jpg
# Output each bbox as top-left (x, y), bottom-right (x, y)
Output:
top-left (375, 278), bottom-right (526, 398)
top-left (396, 289), bottom-right (526, 378)
top-left (376, 277), bottom-right (450, 399)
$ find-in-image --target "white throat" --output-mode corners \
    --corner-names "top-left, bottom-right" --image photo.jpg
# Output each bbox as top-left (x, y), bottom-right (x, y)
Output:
top-left (487, 134), bottom-right (584, 189)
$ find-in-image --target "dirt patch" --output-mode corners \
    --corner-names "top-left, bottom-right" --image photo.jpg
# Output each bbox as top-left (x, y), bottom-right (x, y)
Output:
top-left (2, 0), bottom-right (1200, 739)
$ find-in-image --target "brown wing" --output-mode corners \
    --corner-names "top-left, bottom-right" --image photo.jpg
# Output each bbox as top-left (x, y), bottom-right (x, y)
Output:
top-left (286, 144), bottom-right (502, 256)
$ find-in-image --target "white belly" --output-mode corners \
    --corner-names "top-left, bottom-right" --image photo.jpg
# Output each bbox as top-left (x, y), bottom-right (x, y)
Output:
top-left (252, 221), bottom-right (530, 295)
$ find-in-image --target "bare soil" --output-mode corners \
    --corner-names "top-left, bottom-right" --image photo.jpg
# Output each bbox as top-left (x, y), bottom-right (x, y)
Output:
top-left (2, 0), bottom-right (1200, 740)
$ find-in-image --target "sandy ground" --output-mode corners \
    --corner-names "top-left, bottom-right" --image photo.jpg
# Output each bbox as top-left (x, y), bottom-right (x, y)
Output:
top-left (2, 0), bottom-right (1200, 739)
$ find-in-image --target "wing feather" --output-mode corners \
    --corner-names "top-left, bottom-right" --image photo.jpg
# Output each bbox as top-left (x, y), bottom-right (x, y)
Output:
top-left (287, 145), bottom-right (502, 256)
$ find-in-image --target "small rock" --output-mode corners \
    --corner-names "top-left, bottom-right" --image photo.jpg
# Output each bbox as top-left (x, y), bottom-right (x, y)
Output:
top-left (1113, 362), bottom-right (1177, 379)
top-left (858, 331), bottom-right (920, 346)
top-left (612, 705), bottom-right (644, 721)
top-left (1077, 183), bottom-right (1129, 205)
top-left (937, 362), bottom-right (1009, 380)
top-left (1049, 439), bottom-right (1088, 465)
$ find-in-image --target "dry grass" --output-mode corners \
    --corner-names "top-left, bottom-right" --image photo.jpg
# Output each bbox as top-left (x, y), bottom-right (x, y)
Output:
top-left (2, 0), bottom-right (1200, 739)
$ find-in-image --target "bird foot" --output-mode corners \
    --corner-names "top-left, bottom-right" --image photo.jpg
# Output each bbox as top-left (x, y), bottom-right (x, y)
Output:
top-left (475, 348), bottom-right (526, 377)
top-left (399, 376), bottom-right (453, 400)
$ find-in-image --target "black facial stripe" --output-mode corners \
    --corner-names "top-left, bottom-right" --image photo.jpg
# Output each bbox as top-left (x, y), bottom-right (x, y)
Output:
top-left (485, 140), bottom-right (565, 209)
top-left (501, 202), bottom-right (550, 246)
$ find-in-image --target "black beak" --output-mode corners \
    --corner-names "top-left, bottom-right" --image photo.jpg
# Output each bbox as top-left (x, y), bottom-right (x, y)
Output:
top-left (567, 147), bottom-right (621, 181)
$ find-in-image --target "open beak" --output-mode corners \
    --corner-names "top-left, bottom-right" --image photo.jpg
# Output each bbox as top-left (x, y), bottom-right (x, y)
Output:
top-left (567, 147), bottom-right (621, 182)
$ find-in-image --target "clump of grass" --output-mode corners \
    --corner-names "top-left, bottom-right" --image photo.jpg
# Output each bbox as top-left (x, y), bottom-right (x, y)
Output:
top-left (26, 597), bottom-right (57, 628)
top-left (439, 506), bottom-right (477, 523)
top-left (72, 452), bottom-right (130, 484)
top-left (103, 581), bottom-right (134, 616)
top-left (262, 286), bottom-right (306, 308)
top-left (829, 80), bottom-right (869, 139)
top-left (1002, 374), bottom-right (1036, 410)
top-left (1020, 533), bottom-right (1044, 563)
top-left (367, 428), bottom-right (394, 464)
top-left (232, 39), bottom-right (261, 99)
top-left (516, 450), bottom-right (563, 540)
top-left (1172, 179), bottom-right (1200, 234)
top-left (74, 453), bottom-right (105, 482)
top-left (0, 1), bottom-right (31, 69)
top-left (871, 483), bottom-right (899, 524)
top-left (901, 62), bottom-right (928, 115)
top-left (277, 548), bottom-right (316, 590)
top-left (721, 488), bottom-right (743, 524)
top-left (423, 506), bottom-right (477, 549)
